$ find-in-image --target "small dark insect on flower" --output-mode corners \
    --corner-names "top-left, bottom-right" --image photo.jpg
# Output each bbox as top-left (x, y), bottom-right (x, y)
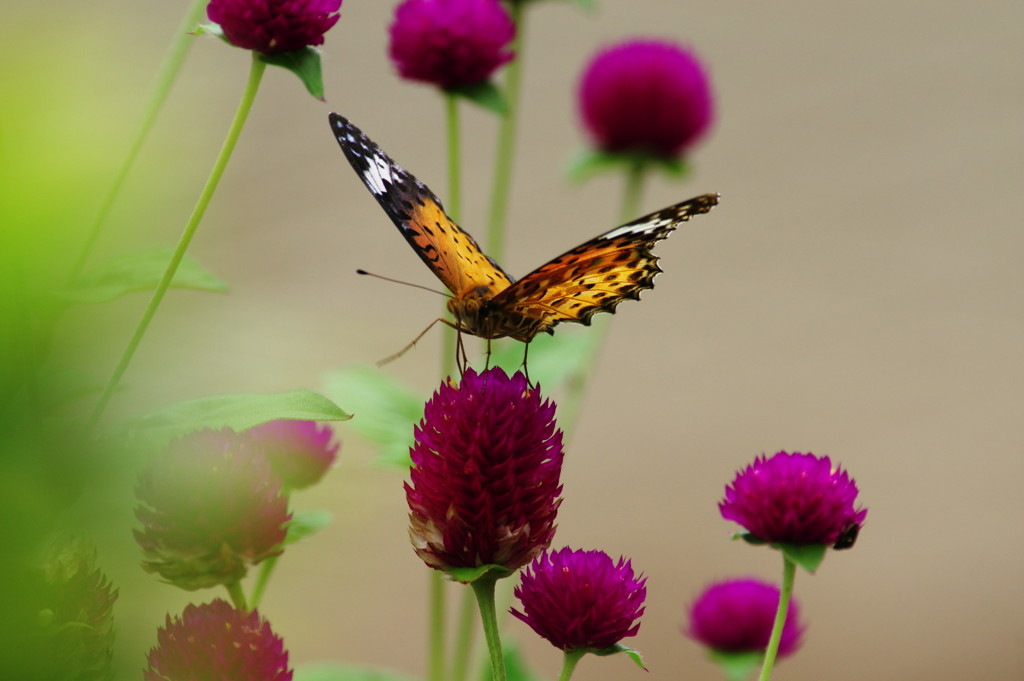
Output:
top-left (832, 522), bottom-right (861, 550)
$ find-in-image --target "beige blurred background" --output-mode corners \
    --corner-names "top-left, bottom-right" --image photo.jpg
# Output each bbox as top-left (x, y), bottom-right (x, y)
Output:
top-left (6, 0), bottom-right (1022, 679)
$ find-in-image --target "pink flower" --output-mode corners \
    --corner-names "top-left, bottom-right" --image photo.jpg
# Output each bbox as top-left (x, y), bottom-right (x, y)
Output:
top-left (406, 367), bottom-right (563, 573)
top-left (389, 0), bottom-right (515, 90)
top-left (511, 547), bottom-right (646, 651)
top-left (145, 600), bottom-right (291, 681)
top-left (720, 451), bottom-right (867, 546)
top-left (579, 40), bottom-right (714, 159)
top-left (207, 0), bottom-right (343, 55)
top-left (248, 420), bottom-right (339, 489)
top-left (686, 577), bottom-right (804, 657)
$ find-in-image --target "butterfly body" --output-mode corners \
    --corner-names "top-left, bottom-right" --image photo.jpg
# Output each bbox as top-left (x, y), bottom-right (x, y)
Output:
top-left (329, 113), bottom-right (718, 345)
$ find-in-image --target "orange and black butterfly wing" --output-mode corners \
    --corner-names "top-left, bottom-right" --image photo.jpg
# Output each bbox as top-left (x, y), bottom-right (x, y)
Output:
top-left (328, 113), bottom-right (513, 296)
top-left (489, 194), bottom-right (719, 339)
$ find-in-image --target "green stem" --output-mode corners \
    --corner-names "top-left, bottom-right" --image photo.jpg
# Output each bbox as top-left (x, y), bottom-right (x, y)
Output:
top-left (449, 586), bottom-right (479, 681)
top-left (88, 55), bottom-right (267, 429)
top-left (226, 580), bottom-right (249, 612)
top-left (619, 160), bottom-right (646, 224)
top-left (757, 556), bottom-right (797, 681)
top-left (558, 649), bottom-right (585, 681)
top-left (470, 575), bottom-right (506, 681)
top-left (249, 554), bottom-right (279, 611)
top-left (484, 0), bottom-right (526, 263)
top-left (441, 92), bottom-right (461, 378)
top-left (428, 571), bottom-right (446, 681)
top-left (68, 0), bottom-right (207, 284)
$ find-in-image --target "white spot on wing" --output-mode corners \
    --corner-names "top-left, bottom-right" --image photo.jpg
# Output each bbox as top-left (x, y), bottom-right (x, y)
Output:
top-left (362, 153), bottom-right (393, 195)
top-left (600, 218), bottom-right (669, 240)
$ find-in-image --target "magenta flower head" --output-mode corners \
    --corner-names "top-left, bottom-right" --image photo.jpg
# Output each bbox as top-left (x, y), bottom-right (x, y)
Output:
top-left (687, 578), bottom-right (804, 658)
top-left (134, 429), bottom-right (291, 590)
top-left (405, 367), bottom-right (563, 576)
top-left (389, 0), bottom-right (516, 90)
top-left (720, 451), bottom-right (867, 547)
top-left (145, 599), bottom-right (291, 681)
top-left (248, 419), bottom-right (339, 490)
top-left (511, 547), bottom-right (647, 652)
top-left (579, 39), bottom-right (714, 159)
top-left (207, 0), bottom-right (343, 55)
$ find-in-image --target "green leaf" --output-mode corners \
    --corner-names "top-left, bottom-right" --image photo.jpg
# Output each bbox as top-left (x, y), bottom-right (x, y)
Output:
top-left (323, 367), bottom-right (424, 468)
top-left (593, 643), bottom-right (646, 670)
top-left (293, 663), bottom-right (415, 681)
top-left (285, 509), bottom-right (332, 545)
top-left (450, 80), bottom-right (507, 114)
top-left (123, 390), bottom-right (351, 442)
top-left (59, 248), bottom-right (227, 304)
top-left (259, 47), bottom-right (325, 100)
top-left (776, 542), bottom-right (827, 574)
top-left (734, 531), bottom-right (767, 545)
top-left (707, 649), bottom-right (764, 681)
top-left (565, 148), bottom-right (690, 183)
top-left (445, 564), bottom-right (512, 584)
top-left (491, 329), bottom-right (598, 394)
top-left (194, 23), bottom-right (225, 40)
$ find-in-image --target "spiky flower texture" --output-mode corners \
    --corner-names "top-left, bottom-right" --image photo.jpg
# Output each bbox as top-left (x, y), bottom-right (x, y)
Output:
top-left (135, 429), bottom-right (290, 590)
top-left (207, 0), bottom-right (343, 55)
top-left (389, 0), bottom-right (515, 90)
top-left (405, 367), bottom-right (563, 574)
top-left (720, 451), bottom-right (867, 546)
top-left (687, 578), bottom-right (804, 657)
top-left (511, 547), bottom-right (647, 652)
top-left (145, 600), bottom-right (291, 681)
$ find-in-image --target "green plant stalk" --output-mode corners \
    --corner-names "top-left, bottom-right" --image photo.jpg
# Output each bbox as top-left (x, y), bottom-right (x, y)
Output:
top-left (249, 553), bottom-right (279, 611)
top-left (559, 649), bottom-right (585, 681)
top-left (757, 556), bottom-right (797, 681)
top-left (226, 580), bottom-right (249, 613)
top-left (68, 0), bottom-right (207, 284)
top-left (428, 571), bottom-right (446, 681)
top-left (449, 586), bottom-right (479, 681)
top-left (88, 55), bottom-right (267, 429)
top-left (484, 0), bottom-right (526, 263)
top-left (471, 575), bottom-right (506, 681)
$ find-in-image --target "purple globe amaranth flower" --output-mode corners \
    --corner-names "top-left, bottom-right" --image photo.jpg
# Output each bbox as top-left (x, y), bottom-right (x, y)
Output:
top-left (720, 451), bottom-right (867, 546)
top-left (405, 367), bottom-right (563, 574)
top-left (135, 428), bottom-right (291, 590)
top-left (207, 0), bottom-right (343, 55)
top-left (579, 39), bottom-right (714, 159)
top-left (145, 599), bottom-right (291, 681)
top-left (389, 0), bottom-right (516, 90)
top-left (511, 547), bottom-right (647, 651)
top-left (248, 419), bottom-right (339, 490)
top-left (686, 578), bottom-right (804, 657)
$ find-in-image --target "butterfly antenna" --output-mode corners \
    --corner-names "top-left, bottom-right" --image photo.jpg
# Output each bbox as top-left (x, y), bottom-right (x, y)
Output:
top-left (357, 269), bottom-right (451, 298)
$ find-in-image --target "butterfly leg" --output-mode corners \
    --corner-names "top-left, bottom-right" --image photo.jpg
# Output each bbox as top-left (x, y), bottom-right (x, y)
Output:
top-left (521, 341), bottom-right (533, 387)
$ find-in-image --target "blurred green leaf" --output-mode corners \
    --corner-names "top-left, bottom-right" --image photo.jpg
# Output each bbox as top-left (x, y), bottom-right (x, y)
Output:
top-left (285, 510), bottom-right (332, 545)
top-left (323, 366), bottom-right (424, 468)
top-left (778, 542), bottom-right (827, 574)
top-left (294, 664), bottom-right (415, 681)
top-left (450, 80), bottom-right (507, 114)
top-left (707, 649), bottom-right (764, 681)
top-left (59, 248), bottom-right (227, 304)
top-left (446, 564), bottom-right (512, 584)
top-left (566, 148), bottom-right (690, 183)
top-left (594, 643), bottom-right (646, 670)
top-left (122, 390), bottom-right (350, 442)
top-left (492, 329), bottom-right (598, 394)
top-left (260, 47), bottom-right (325, 100)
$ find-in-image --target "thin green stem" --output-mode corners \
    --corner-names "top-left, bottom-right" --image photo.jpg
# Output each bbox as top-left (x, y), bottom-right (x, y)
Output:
top-left (88, 55), bottom-right (267, 430)
top-left (449, 587), bottom-right (479, 681)
top-left (249, 554), bottom-right (279, 611)
top-left (619, 160), bottom-right (646, 224)
top-left (225, 580), bottom-right (249, 612)
top-left (470, 575), bottom-right (506, 681)
top-left (428, 571), bottom-right (446, 681)
top-left (757, 556), bottom-right (797, 681)
top-left (68, 0), bottom-right (207, 284)
top-left (558, 649), bottom-right (585, 681)
top-left (484, 0), bottom-right (526, 263)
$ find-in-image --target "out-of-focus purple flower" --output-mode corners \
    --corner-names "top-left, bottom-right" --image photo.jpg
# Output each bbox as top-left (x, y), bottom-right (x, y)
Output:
top-left (389, 0), bottom-right (516, 90)
top-left (405, 367), bottom-right (563, 574)
top-left (134, 429), bottom-right (290, 590)
top-left (720, 451), bottom-right (867, 546)
top-left (511, 547), bottom-right (646, 651)
top-left (578, 39), bottom-right (713, 159)
top-left (207, 0), bottom-right (343, 55)
top-left (686, 577), bottom-right (804, 657)
top-left (145, 599), bottom-right (291, 681)
top-left (248, 419), bottom-right (339, 490)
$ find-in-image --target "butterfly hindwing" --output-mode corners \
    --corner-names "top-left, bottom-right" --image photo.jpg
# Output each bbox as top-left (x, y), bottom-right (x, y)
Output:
top-left (328, 113), bottom-right (513, 297)
top-left (490, 195), bottom-right (719, 336)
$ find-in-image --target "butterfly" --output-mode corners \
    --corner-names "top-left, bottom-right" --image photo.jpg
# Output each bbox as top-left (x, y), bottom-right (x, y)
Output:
top-left (329, 112), bottom-right (718, 348)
